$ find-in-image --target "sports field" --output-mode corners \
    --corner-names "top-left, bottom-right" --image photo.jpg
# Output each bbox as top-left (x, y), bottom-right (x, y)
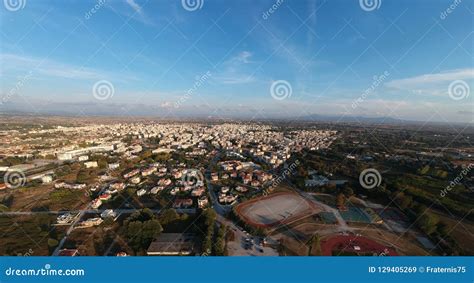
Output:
top-left (235, 192), bottom-right (320, 228)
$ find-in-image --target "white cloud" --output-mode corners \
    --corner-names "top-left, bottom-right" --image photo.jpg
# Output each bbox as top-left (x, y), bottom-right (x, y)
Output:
top-left (1, 54), bottom-right (100, 79)
top-left (213, 75), bottom-right (256, 85)
top-left (125, 0), bottom-right (143, 15)
top-left (235, 51), bottom-right (252, 64)
top-left (385, 68), bottom-right (474, 94)
top-left (0, 53), bottom-right (139, 81)
top-left (214, 51), bottom-right (257, 84)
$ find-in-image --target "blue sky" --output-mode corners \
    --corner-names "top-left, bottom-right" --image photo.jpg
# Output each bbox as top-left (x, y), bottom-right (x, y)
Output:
top-left (0, 0), bottom-right (473, 123)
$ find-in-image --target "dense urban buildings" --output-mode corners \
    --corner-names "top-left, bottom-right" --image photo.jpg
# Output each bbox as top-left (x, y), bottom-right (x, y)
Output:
top-left (0, 117), bottom-right (472, 256)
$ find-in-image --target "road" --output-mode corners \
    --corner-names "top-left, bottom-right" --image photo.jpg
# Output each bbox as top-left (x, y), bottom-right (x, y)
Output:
top-left (0, 208), bottom-right (164, 216)
top-left (52, 179), bottom-right (115, 255)
top-left (205, 150), bottom-right (278, 255)
top-left (205, 151), bottom-right (232, 215)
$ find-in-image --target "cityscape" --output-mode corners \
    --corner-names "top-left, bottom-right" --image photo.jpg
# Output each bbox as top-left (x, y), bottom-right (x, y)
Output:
top-left (0, 118), bottom-right (472, 256)
top-left (0, 0), bottom-right (473, 259)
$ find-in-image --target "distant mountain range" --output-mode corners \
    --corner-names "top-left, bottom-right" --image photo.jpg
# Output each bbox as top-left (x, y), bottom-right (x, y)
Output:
top-left (0, 100), bottom-right (471, 126)
top-left (293, 114), bottom-right (407, 124)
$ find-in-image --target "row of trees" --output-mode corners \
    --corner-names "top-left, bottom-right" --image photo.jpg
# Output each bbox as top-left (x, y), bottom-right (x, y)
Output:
top-left (200, 209), bottom-right (217, 255)
top-left (213, 225), bottom-right (227, 256)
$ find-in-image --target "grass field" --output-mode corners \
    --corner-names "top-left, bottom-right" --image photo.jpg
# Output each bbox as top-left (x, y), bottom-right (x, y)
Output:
top-left (0, 215), bottom-right (63, 255)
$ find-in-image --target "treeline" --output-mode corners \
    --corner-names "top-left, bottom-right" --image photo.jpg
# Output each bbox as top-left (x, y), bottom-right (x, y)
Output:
top-left (392, 191), bottom-right (468, 255)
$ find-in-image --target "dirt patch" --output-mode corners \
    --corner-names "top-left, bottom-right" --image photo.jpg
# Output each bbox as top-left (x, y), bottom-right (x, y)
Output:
top-left (235, 192), bottom-right (321, 228)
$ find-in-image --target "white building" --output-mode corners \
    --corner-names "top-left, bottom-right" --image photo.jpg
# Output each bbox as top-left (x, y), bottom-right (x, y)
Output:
top-left (101, 209), bottom-right (117, 219)
top-left (78, 155), bottom-right (89, 161)
top-left (84, 161), bottom-right (98, 168)
top-left (108, 163), bottom-right (120, 170)
top-left (57, 145), bottom-right (114, 160)
top-left (41, 175), bottom-right (53, 184)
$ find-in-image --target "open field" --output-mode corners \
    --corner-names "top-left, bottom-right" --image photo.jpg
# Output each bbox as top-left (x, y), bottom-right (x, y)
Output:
top-left (0, 215), bottom-right (65, 256)
top-left (0, 186), bottom-right (89, 212)
top-left (432, 210), bottom-right (474, 255)
top-left (235, 192), bottom-right (321, 228)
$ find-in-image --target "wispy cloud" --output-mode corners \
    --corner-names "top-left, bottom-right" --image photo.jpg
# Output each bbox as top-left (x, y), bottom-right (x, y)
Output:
top-left (213, 75), bottom-right (256, 85)
top-left (1, 53), bottom-right (99, 79)
top-left (125, 0), bottom-right (143, 16)
top-left (0, 53), bottom-right (139, 81)
top-left (122, 0), bottom-right (155, 26)
top-left (233, 51), bottom-right (253, 64)
top-left (385, 68), bottom-right (474, 95)
top-left (214, 51), bottom-right (258, 84)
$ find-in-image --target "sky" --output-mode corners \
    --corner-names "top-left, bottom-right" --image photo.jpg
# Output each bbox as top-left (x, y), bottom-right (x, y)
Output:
top-left (0, 0), bottom-right (473, 123)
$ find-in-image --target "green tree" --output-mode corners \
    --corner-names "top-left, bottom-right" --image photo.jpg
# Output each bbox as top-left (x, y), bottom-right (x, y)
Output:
top-left (417, 213), bottom-right (439, 235)
top-left (123, 209), bottom-right (163, 253)
top-left (159, 208), bottom-right (179, 226)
